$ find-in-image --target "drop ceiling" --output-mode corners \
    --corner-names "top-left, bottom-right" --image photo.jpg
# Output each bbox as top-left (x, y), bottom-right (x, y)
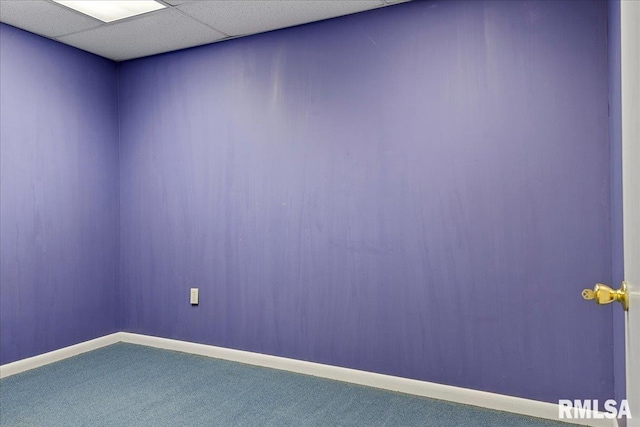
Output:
top-left (0, 0), bottom-right (405, 62)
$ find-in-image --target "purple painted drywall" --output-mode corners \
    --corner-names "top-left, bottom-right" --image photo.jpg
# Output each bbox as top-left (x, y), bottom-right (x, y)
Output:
top-left (0, 24), bottom-right (120, 364)
top-left (117, 0), bottom-right (613, 403)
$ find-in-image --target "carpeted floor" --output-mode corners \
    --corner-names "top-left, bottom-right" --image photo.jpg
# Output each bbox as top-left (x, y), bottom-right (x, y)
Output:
top-left (0, 343), bottom-right (583, 426)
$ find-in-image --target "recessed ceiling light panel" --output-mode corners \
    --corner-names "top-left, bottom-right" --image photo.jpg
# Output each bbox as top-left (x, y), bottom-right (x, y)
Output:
top-left (53, 1), bottom-right (166, 23)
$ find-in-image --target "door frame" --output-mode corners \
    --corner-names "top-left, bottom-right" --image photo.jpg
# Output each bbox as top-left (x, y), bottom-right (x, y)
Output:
top-left (621, 0), bottom-right (639, 425)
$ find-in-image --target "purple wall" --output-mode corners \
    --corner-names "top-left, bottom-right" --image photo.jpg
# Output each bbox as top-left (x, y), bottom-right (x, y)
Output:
top-left (118, 0), bottom-right (613, 403)
top-left (0, 24), bottom-right (120, 364)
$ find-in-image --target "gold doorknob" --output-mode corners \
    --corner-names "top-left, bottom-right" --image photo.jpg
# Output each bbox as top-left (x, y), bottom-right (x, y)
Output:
top-left (581, 282), bottom-right (628, 311)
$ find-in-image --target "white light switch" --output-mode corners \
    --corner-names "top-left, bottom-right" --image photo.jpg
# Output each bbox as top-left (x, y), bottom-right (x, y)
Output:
top-left (190, 288), bottom-right (199, 305)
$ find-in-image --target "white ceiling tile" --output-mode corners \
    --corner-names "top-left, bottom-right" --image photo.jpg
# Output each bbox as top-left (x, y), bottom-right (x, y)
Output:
top-left (177, 0), bottom-right (384, 37)
top-left (2, 0), bottom-right (400, 61)
top-left (56, 8), bottom-right (226, 61)
top-left (0, 0), bottom-right (102, 37)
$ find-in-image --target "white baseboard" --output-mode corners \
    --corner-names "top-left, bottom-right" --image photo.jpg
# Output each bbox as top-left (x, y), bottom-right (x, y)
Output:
top-left (1, 332), bottom-right (618, 427)
top-left (0, 333), bottom-right (121, 379)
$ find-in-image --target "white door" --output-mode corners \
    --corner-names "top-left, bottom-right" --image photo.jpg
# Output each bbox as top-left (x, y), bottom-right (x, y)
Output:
top-left (622, 1), bottom-right (640, 425)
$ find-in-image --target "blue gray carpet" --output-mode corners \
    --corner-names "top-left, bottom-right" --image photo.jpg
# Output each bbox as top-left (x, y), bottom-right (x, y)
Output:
top-left (0, 343), bottom-right (582, 426)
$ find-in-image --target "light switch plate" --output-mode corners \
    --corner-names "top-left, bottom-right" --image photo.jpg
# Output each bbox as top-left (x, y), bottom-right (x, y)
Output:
top-left (190, 288), bottom-right (199, 305)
